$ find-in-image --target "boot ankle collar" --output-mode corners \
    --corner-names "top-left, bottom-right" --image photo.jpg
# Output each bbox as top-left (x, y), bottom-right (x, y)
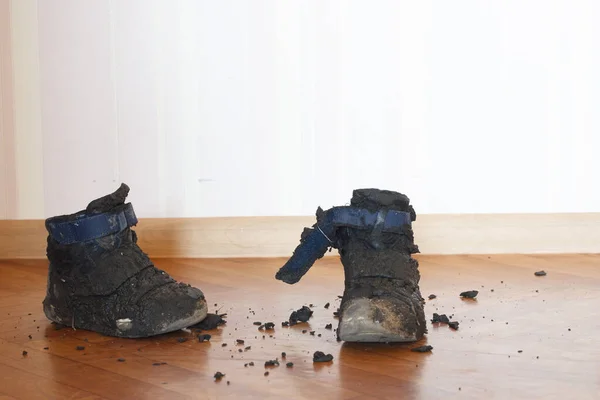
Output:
top-left (46, 203), bottom-right (138, 245)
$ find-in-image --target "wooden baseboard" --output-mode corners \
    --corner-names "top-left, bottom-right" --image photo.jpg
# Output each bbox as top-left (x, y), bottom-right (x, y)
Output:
top-left (1, 213), bottom-right (599, 259)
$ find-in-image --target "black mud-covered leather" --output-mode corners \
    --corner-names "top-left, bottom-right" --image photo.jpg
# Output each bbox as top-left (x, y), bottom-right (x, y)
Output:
top-left (42, 183), bottom-right (207, 338)
top-left (47, 228), bottom-right (153, 296)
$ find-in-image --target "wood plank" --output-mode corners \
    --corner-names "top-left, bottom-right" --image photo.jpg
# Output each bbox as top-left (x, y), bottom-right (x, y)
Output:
top-left (0, 255), bottom-right (599, 399)
top-left (0, 363), bottom-right (105, 400)
top-left (3, 213), bottom-right (600, 259)
top-left (0, 220), bottom-right (47, 259)
top-left (0, 339), bottom-right (191, 400)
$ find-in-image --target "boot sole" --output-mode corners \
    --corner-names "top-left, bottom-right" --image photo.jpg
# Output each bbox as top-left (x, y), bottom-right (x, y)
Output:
top-left (44, 300), bottom-right (208, 338)
top-left (338, 298), bottom-right (421, 342)
top-left (117, 302), bottom-right (208, 338)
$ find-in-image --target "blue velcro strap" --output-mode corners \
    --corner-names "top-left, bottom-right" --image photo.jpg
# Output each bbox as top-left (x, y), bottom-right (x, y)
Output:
top-left (276, 206), bottom-right (412, 284)
top-left (327, 207), bottom-right (411, 232)
top-left (46, 203), bottom-right (138, 245)
top-left (275, 225), bottom-right (332, 284)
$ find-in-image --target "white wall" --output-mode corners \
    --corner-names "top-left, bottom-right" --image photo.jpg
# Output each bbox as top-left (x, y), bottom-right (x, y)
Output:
top-left (2, 0), bottom-right (600, 219)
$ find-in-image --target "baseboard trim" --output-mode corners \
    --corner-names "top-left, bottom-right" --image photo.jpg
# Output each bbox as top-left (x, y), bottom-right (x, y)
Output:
top-left (1, 213), bottom-right (599, 259)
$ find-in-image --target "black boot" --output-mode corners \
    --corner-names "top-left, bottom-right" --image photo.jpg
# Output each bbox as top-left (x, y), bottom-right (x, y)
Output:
top-left (42, 183), bottom-right (208, 338)
top-left (276, 188), bottom-right (426, 342)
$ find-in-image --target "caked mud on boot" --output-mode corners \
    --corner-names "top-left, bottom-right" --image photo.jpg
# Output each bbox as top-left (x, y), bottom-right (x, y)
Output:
top-left (276, 189), bottom-right (426, 342)
top-left (42, 183), bottom-right (208, 338)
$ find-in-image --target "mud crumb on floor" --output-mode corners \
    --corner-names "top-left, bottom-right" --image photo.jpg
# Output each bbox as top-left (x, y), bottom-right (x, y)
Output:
top-left (534, 270), bottom-right (547, 276)
top-left (43, 347), bottom-right (49, 350)
top-left (249, 362), bottom-right (255, 366)
top-left (286, 362), bottom-right (294, 367)
top-left (428, 294), bottom-right (437, 300)
top-left (310, 331), bottom-right (315, 336)
top-left (221, 343), bottom-right (227, 347)
top-left (325, 323), bottom-right (333, 330)
top-left (76, 346), bottom-right (85, 351)
top-left (448, 321), bottom-right (459, 330)
top-left (411, 345), bottom-right (433, 353)
top-left (313, 351), bottom-right (334, 362)
top-left (198, 334), bottom-right (212, 342)
top-left (281, 321), bottom-right (290, 327)
top-left (289, 306), bottom-right (313, 324)
top-left (264, 371), bottom-right (269, 376)
top-left (324, 302), bottom-right (330, 309)
top-left (236, 339), bottom-right (245, 345)
top-left (281, 352), bottom-right (286, 359)
top-left (264, 359), bottom-right (279, 367)
top-left (245, 346), bottom-right (251, 351)
top-left (177, 338), bottom-right (188, 343)
top-left (22, 350), bottom-right (27, 356)
top-left (253, 321), bottom-right (262, 326)
top-left (189, 313), bottom-right (227, 330)
top-left (214, 372), bottom-right (225, 380)
top-left (117, 358), bottom-right (126, 362)
top-left (431, 313), bottom-right (450, 324)
top-left (459, 290), bottom-right (478, 299)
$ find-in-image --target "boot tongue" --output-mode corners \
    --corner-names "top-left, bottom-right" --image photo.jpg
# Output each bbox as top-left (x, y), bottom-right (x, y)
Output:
top-left (350, 189), bottom-right (410, 213)
top-left (86, 183), bottom-right (130, 214)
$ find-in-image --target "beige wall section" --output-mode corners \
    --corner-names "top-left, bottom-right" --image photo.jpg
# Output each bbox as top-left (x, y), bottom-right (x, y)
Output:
top-left (9, 0), bottom-right (44, 219)
top-left (1, 213), bottom-right (599, 259)
top-left (0, 0), bottom-right (17, 219)
top-left (9, 1), bottom-right (600, 220)
top-left (0, 0), bottom-right (7, 218)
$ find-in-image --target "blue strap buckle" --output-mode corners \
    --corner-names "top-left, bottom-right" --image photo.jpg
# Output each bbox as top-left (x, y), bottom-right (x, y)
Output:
top-left (46, 203), bottom-right (138, 245)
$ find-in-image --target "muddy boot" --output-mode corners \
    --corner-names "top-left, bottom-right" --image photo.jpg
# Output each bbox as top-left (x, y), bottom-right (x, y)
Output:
top-left (276, 188), bottom-right (426, 342)
top-left (42, 183), bottom-right (208, 338)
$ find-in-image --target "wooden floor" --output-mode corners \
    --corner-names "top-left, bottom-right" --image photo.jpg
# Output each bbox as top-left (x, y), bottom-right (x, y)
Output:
top-left (0, 255), bottom-right (599, 400)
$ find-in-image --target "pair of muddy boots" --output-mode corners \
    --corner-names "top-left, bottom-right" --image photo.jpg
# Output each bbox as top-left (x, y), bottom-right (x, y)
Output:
top-left (43, 184), bottom-right (425, 342)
